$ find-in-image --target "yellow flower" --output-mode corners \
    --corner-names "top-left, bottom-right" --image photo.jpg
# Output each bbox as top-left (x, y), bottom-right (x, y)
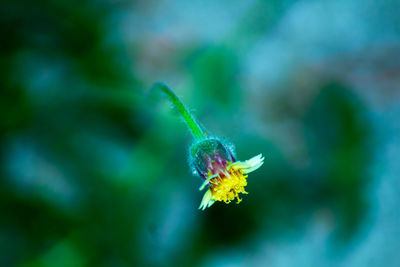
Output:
top-left (198, 154), bottom-right (264, 210)
top-left (190, 138), bottom-right (264, 210)
top-left (153, 83), bottom-right (264, 211)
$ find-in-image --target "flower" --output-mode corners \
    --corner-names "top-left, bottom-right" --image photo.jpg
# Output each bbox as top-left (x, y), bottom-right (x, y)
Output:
top-left (190, 138), bottom-right (264, 210)
top-left (153, 83), bottom-right (264, 211)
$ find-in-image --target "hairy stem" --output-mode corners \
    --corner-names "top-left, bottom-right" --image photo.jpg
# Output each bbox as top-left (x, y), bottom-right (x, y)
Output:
top-left (152, 82), bottom-right (205, 139)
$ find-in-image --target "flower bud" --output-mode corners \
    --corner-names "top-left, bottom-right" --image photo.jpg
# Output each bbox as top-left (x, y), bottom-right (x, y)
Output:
top-left (190, 138), bottom-right (236, 179)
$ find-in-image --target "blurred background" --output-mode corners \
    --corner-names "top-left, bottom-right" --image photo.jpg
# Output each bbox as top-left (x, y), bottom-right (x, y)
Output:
top-left (1, 0), bottom-right (399, 266)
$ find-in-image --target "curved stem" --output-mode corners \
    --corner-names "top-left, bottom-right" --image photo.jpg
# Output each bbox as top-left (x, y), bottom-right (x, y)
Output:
top-left (152, 82), bottom-right (205, 139)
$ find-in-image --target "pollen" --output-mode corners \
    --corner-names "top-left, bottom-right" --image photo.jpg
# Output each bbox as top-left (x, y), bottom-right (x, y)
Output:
top-left (209, 168), bottom-right (248, 204)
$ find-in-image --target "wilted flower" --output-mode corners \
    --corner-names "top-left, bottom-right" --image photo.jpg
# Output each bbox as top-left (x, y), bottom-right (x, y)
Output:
top-left (153, 82), bottom-right (264, 210)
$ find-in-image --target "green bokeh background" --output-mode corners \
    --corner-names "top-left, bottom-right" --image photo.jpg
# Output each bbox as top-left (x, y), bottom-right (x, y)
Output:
top-left (1, 0), bottom-right (399, 266)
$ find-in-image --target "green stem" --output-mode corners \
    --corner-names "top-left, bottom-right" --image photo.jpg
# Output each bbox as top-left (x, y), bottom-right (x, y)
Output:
top-left (152, 82), bottom-right (205, 139)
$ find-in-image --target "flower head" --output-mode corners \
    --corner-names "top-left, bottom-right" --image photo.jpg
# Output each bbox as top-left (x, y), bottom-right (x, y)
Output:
top-left (191, 138), bottom-right (264, 210)
top-left (153, 82), bottom-right (264, 211)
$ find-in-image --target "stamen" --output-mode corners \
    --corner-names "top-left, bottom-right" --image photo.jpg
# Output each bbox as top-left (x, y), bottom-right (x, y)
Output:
top-left (209, 165), bottom-right (248, 204)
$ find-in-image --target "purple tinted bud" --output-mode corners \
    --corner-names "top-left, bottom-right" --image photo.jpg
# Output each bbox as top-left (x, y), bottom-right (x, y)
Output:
top-left (190, 138), bottom-right (235, 179)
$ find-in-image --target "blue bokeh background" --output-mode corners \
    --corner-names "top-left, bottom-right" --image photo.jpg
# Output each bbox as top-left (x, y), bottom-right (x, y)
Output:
top-left (1, 0), bottom-right (399, 266)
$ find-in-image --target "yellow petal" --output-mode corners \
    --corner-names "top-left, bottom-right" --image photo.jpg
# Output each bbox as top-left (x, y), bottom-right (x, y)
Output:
top-left (198, 189), bottom-right (216, 210)
top-left (230, 154), bottom-right (264, 174)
